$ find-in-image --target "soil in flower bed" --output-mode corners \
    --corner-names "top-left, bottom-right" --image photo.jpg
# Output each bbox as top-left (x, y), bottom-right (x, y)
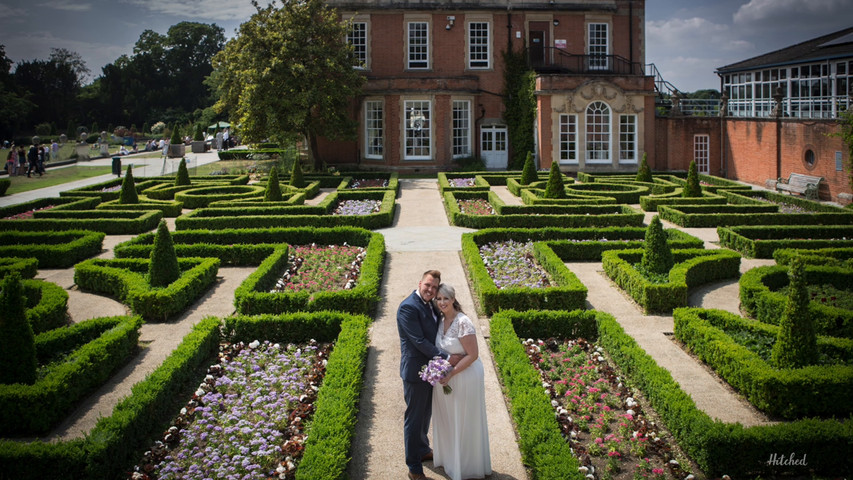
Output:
top-left (710, 321), bottom-right (852, 366)
top-left (524, 338), bottom-right (699, 480)
top-left (479, 240), bottom-right (551, 289)
top-left (270, 243), bottom-right (366, 294)
top-left (2, 205), bottom-right (56, 220)
top-left (332, 199), bottom-right (381, 215)
top-left (746, 195), bottom-right (808, 214)
top-left (349, 178), bottom-right (388, 189)
top-left (129, 340), bottom-right (331, 480)
top-left (457, 198), bottom-right (495, 215)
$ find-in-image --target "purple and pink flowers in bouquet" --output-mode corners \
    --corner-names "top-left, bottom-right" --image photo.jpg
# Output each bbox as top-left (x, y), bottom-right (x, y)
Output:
top-left (420, 356), bottom-right (453, 394)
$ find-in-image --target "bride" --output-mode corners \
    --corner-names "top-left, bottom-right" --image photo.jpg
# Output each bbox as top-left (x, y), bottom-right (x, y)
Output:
top-left (431, 283), bottom-right (491, 480)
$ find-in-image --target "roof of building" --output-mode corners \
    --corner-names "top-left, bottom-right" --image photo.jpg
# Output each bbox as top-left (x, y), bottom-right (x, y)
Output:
top-left (716, 26), bottom-right (853, 74)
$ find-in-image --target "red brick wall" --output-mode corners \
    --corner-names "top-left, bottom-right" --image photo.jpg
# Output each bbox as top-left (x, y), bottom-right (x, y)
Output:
top-left (654, 116), bottom-right (722, 174)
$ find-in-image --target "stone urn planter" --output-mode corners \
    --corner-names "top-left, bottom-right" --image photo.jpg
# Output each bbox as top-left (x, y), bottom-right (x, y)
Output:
top-left (168, 143), bottom-right (186, 158)
top-left (191, 141), bottom-right (206, 153)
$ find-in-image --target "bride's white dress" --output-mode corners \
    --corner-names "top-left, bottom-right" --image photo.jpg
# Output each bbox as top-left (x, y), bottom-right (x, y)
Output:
top-left (432, 312), bottom-right (491, 480)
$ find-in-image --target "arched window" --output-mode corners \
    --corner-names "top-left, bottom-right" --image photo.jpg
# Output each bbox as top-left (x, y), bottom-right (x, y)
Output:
top-left (585, 101), bottom-right (610, 163)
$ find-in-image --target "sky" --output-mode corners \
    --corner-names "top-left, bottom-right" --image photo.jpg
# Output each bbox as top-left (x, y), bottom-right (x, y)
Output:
top-left (1, 0), bottom-right (852, 93)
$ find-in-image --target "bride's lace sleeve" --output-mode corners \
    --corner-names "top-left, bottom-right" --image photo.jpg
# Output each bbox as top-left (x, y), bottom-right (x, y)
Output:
top-left (456, 314), bottom-right (476, 337)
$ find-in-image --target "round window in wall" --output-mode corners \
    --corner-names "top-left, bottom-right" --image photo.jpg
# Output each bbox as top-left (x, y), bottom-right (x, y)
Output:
top-left (804, 149), bottom-right (815, 167)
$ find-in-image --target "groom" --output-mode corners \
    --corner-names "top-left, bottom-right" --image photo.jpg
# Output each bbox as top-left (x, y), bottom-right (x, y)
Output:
top-left (397, 269), bottom-right (461, 480)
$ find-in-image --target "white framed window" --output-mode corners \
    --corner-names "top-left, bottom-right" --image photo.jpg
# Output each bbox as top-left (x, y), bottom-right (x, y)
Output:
top-left (585, 101), bottom-right (610, 163)
top-left (619, 114), bottom-right (637, 163)
top-left (694, 134), bottom-right (709, 174)
top-left (404, 100), bottom-right (431, 159)
top-left (588, 23), bottom-right (609, 70)
top-left (408, 22), bottom-right (429, 69)
top-left (559, 114), bottom-right (578, 164)
top-left (452, 100), bottom-right (471, 158)
top-left (347, 22), bottom-right (368, 69)
top-left (364, 100), bottom-right (383, 159)
top-left (468, 22), bottom-right (490, 69)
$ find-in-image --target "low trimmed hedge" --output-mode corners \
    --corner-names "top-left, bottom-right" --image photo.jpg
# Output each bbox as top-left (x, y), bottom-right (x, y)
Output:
top-left (23, 278), bottom-right (69, 334)
top-left (639, 191), bottom-right (727, 212)
top-left (437, 172), bottom-right (492, 193)
top-left (0, 230), bottom-right (105, 268)
top-left (739, 264), bottom-right (853, 338)
top-left (0, 196), bottom-right (100, 218)
top-left (174, 185), bottom-right (266, 208)
top-left (337, 172), bottom-right (400, 194)
top-left (674, 308), bottom-right (853, 419)
top-left (0, 178), bottom-right (9, 196)
top-left (518, 187), bottom-right (615, 205)
top-left (721, 189), bottom-right (843, 212)
top-left (564, 182), bottom-right (651, 204)
top-left (659, 204), bottom-right (853, 227)
top-left (0, 315), bottom-right (142, 435)
top-left (717, 225), bottom-right (853, 258)
top-left (0, 257), bottom-right (38, 279)
top-left (0, 210), bottom-right (162, 234)
top-left (95, 197), bottom-right (184, 217)
top-left (207, 192), bottom-right (306, 207)
top-left (601, 248), bottom-right (742, 313)
top-left (773, 247), bottom-right (853, 268)
top-left (74, 257), bottom-right (220, 322)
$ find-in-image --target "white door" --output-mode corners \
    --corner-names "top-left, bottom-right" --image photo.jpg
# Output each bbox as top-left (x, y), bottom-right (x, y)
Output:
top-left (481, 126), bottom-right (508, 170)
top-left (694, 134), bottom-right (710, 174)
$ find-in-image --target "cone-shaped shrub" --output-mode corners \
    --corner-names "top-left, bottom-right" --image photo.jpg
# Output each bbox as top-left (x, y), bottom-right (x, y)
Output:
top-left (175, 157), bottom-right (191, 186)
top-left (772, 258), bottom-right (819, 368)
top-left (682, 160), bottom-right (702, 197)
top-left (170, 124), bottom-right (182, 145)
top-left (0, 273), bottom-right (37, 385)
top-left (148, 220), bottom-right (180, 288)
top-left (119, 165), bottom-right (139, 204)
top-left (520, 152), bottom-right (537, 185)
top-left (193, 123), bottom-right (204, 141)
top-left (290, 160), bottom-right (305, 188)
top-left (636, 152), bottom-right (652, 182)
top-left (641, 215), bottom-right (674, 275)
top-left (543, 161), bottom-right (567, 199)
top-left (264, 165), bottom-right (283, 201)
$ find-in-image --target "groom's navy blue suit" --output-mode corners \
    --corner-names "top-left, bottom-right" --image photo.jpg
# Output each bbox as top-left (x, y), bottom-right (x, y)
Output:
top-left (398, 289), bottom-right (446, 475)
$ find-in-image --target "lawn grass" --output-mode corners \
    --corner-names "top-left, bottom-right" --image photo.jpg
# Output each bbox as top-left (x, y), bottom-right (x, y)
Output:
top-left (4, 165), bottom-right (114, 195)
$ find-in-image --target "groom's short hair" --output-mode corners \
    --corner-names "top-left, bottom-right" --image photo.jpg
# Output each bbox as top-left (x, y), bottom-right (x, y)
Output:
top-left (422, 269), bottom-right (441, 282)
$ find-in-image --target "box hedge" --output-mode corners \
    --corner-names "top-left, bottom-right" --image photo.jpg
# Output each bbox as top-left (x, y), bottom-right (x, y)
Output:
top-left (0, 210), bottom-right (162, 235)
top-left (717, 225), bottom-right (853, 258)
top-left (659, 204), bottom-right (853, 227)
top-left (0, 230), bottom-right (105, 268)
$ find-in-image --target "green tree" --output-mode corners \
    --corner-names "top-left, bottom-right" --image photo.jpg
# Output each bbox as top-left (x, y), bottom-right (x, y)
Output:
top-left (543, 161), bottom-right (567, 199)
top-left (264, 165), bottom-right (283, 201)
top-left (0, 273), bottom-right (38, 385)
top-left (119, 165), bottom-right (139, 204)
top-left (641, 215), bottom-right (674, 275)
top-left (682, 160), bottom-right (702, 197)
top-left (636, 152), bottom-right (652, 183)
top-left (175, 157), bottom-right (191, 186)
top-left (290, 159), bottom-right (306, 188)
top-left (148, 220), bottom-right (180, 288)
top-left (210, 0), bottom-right (365, 170)
top-left (772, 258), bottom-right (818, 369)
top-left (519, 152), bottom-right (537, 185)
top-left (0, 45), bottom-right (34, 139)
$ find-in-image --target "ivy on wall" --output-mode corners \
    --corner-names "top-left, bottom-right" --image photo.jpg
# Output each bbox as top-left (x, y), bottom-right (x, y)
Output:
top-left (502, 47), bottom-right (536, 170)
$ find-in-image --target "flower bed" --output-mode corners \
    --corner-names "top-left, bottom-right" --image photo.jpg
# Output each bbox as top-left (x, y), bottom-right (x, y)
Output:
top-left (457, 198), bottom-right (495, 215)
top-left (270, 244), bottom-right (366, 293)
top-left (332, 199), bottom-right (381, 216)
top-left (349, 178), bottom-right (388, 189)
top-left (480, 240), bottom-right (551, 289)
top-left (3, 205), bottom-right (56, 220)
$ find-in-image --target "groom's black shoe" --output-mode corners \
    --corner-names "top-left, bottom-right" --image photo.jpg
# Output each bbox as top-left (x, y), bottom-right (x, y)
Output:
top-left (421, 450), bottom-right (433, 462)
top-left (408, 472), bottom-right (427, 480)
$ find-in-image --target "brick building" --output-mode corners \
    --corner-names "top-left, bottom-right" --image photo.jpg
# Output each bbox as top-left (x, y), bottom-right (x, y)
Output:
top-left (319, 0), bottom-right (654, 173)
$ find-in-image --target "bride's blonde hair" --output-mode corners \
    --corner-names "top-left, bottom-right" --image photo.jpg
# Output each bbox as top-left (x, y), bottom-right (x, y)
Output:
top-left (437, 283), bottom-right (463, 314)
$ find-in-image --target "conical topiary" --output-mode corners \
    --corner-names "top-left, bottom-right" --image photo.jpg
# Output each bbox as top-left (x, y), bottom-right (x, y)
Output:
top-left (119, 165), bottom-right (139, 204)
top-left (772, 258), bottom-right (819, 369)
top-left (636, 152), bottom-right (652, 183)
top-left (170, 124), bottom-right (182, 145)
top-left (175, 157), bottom-right (191, 186)
top-left (682, 160), bottom-right (702, 197)
top-left (0, 273), bottom-right (38, 385)
top-left (641, 215), bottom-right (674, 275)
top-left (264, 165), bottom-right (283, 201)
top-left (148, 220), bottom-right (180, 288)
top-left (520, 152), bottom-right (537, 185)
top-left (543, 161), bottom-right (567, 199)
top-left (193, 123), bottom-right (204, 142)
top-left (290, 160), bottom-right (305, 188)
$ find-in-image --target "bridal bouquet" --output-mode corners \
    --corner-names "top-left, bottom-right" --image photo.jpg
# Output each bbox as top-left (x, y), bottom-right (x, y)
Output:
top-left (420, 356), bottom-right (453, 394)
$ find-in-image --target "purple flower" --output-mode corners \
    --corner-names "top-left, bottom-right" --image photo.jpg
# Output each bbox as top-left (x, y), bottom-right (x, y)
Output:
top-left (419, 356), bottom-right (453, 394)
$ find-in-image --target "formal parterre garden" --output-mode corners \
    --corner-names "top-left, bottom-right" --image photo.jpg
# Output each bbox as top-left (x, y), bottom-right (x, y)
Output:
top-left (1, 163), bottom-right (851, 479)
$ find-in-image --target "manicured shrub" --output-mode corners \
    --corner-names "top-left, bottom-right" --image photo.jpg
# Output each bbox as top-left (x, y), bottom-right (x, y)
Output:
top-left (0, 178), bottom-right (10, 196)
top-left (0, 273), bottom-right (37, 385)
top-left (193, 123), bottom-right (204, 142)
top-left (264, 165), bottom-right (282, 201)
top-left (772, 258), bottom-right (819, 368)
top-left (636, 152), bottom-right (652, 182)
top-left (543, 161), bottom-right (567, 199)
top-left (682, 160), bottom-right (702, 197)
top-left (175, 157), bottom-right (191, 186)
top-left (519, 152), bottom-right (537, 185)
top-left (118, 165), bottom-right (139, 204)
top-left (641, 215), bottom-right (674, 275)
top-left (148, 220), bottom-right (180, 288)
top-left (290, 159), bottom-right (306, 188)
top-left (169, 124), bottom-right (181, 145)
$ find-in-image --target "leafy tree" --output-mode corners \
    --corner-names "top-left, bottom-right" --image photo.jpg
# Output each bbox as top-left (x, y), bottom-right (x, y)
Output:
top-left (175, 157), bottom-right (191, 186)
top-left (772, 258), bottom-right (818, 369)
top-left (264, 165), bottom-right (283, 201)
top-left (13, 56), bottom-right (80, 131)
top-left (641, 215), bottom-right (673, 275)
top-left (636, 152), bottom-right (652, 183)
top-left (519, 152), bottom-right (537, 185)
top-left (290, 159), bottom-right (305, 188)
top-left (682, 160), bottom-right (702, 197)
top-left (210, 0), bottom-right (365, 170)
top-left (0, 273), bottom-right (38, 385)
top-left (543, 161), bottom-right (567, 199)
top-left (119, 165), bottom-right (139, 204)
top-left (503, 47), bottom-right (536, 169)
top-left (148, 220), bottom-right (180, 288)
top-left (0, 45), bottom-right (34, 139)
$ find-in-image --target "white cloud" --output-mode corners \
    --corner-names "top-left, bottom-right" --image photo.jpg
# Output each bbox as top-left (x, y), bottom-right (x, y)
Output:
top-left (0, 4), bottom-right (27, 22)
top-left (120, 0), bottom-right (256, 22)
top-left (38, 0), bottom-right (93, 12)
top-left (734, 0), bottom-right (853, 25)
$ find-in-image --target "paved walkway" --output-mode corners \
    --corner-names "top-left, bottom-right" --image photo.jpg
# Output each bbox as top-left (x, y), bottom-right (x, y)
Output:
top-left (4, 174), bottom-right (780, 476)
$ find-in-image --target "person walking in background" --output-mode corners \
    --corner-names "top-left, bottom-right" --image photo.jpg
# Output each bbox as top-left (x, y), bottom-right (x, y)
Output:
top-left (7, 146), bottom-right (17, 176)
top-left (51, 139), bottom-right (59, 162)
top-left (16, 145), bottom-right (26, 176)
top-left (26, 143), bottom-right (41, 177)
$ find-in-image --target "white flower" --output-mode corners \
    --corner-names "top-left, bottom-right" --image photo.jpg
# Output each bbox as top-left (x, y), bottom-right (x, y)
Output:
top-left (195, 388), bottom-right (205, 397)
top-left (626, 409), bottom-right (635, 416)
top-left (551, 400), bottom-right (559, 407)
top-left (249, 340), bottom-right (260, 349)
top-left (685, 475), bottom-right (695, 480)
top-left (578, 466), bottom-right (588, 473)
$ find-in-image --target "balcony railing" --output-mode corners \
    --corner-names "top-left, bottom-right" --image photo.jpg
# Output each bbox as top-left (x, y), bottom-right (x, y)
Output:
top-left (528, 48), bottom-right (644, 76)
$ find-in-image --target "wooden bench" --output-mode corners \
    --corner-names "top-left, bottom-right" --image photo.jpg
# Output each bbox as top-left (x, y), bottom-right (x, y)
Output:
top-left (776, 172), bottom-right (823, 201)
